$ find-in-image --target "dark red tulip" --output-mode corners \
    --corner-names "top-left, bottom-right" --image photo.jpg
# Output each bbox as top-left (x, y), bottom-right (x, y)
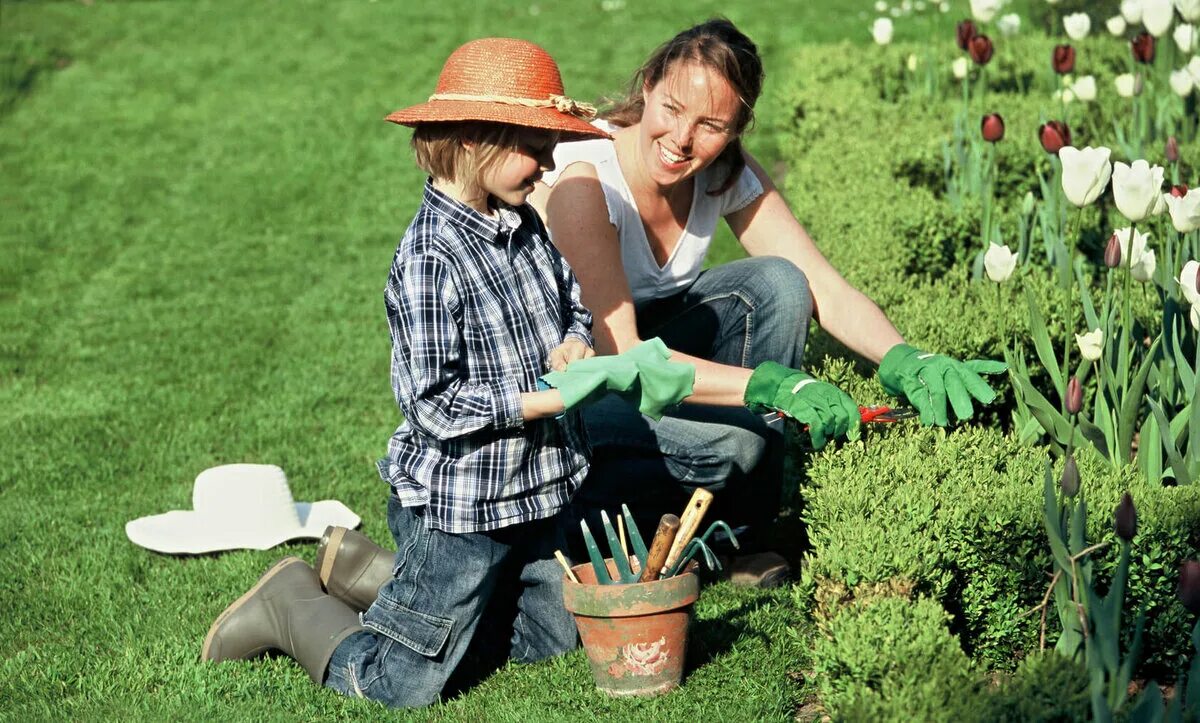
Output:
top-left (1060, 455), bottom-right (1080, 498)
top-left (981, 113), bottom-right (1005, 142)
top-left (1132, 32), bottom-right (1156, 64)
top-left (1181, 561), bottom-right (1200, 615)
top-left (1066, 377), bottom-right (1082, 415)
top-left (1038, 121), bottom-right (1071, 154)
top-left (1053, 44), bottom-right (1076, 74)
top-left (1167, 136), bottom-right (1181, 163)
top-left (1172, 184), bottom-right (1190, 198)
top-left (969, 35), bottom-right (994, 65)
top-left (1105, 234), bottom-right (1122, 268)
top-left (956, 20), bottom-right (978, 51)
top-left (1115, 493), bottom-right (1138, 542)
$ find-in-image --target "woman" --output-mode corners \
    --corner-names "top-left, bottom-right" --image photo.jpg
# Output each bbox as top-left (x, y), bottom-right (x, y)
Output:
top-left (531, 19), bottom-right (1004, 585)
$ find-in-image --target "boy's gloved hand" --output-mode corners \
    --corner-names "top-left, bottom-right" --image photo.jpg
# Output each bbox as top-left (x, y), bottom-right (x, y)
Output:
top-left (744, 361), bottom-right (860, 450)
top-left (877, 343), bottom-right (1007, 426)
top-left (540, 338), bottom-right (695, 419)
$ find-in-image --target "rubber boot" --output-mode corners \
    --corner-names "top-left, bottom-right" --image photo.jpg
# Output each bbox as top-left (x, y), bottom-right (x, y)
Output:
top-left (201, 557), bottom-right (363, 683)
top-left (314, 526), bottom-right (394, 612)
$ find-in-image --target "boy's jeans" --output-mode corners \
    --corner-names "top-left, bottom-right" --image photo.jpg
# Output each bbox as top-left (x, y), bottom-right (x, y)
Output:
top-left (324, 496), bottom-right (578, 707)
top-left (573, 256), bottom-right (812, 546)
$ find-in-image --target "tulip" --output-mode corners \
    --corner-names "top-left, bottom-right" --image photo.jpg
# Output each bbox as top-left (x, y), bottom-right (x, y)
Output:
top-left (1022, 190), bottom-right (1035, 216)
top-left (1192, 304), bottom-right (1200, 330)
top-left (1066, 377), bottom-right (1083, 415)
top-left (1122, 0), bottom-right (1144, 23)
top-left (1173, 184), bottom-right (1190, 196)
top-left (1060, 455), bottom-right (1081, 497)
top-left (1114, 493), bottom-right (1138, 542)
top-left (952, 56), bottom-right (970, 79)
top-left (1108, 15), bottom-right (1129, 35)
top-left (1072, 75), bottom-right (1097, 101)
top-left (1112, 159), bottom-right (1166, 222)
top-left (1039, 121), bottom-right (1072, 154)
top-left (1105, 234), bottom-right (1124, 267)
top-left (1179, 0), bottom-right (1200, 22)
top-left (1172, 67), bottom-right (1196, 95)
top-left (1167, 136), bottom-right (1181, 162)
top-left (1077, 329), bottom-right (1104, 361)
top-left (1178, 260), bottom-right (1200, 303)
top-left (997, 13), bottom-right (1021, 37)
top-left (1166, 189), bottom-right (1200, 232)
top-left (1179, 561), bottom-right (1200, 615)
top-left (1177, 23), bottom-right (1199, 52)
top-left (1115, 72), bottom-right (1145, 96)
top-left (1055, 87), bottom-right (1077, 104)
top-left (956, 19), bottom-right (978, 50)
top-left (969, 35), bottom-right (994, 64)
top-left (1132, 32), bottom-right (1157, 63)
top-left (984, 243), bottom-right (1017, 282)
top-left (1064, 12), bottom-right (1092, 40)
top-left (875, 0), bottom-right (889, 11)
top-left (970, 0), bottom-right (1001, 23)
top-left (981, 113), bottom-right (1005, 142)
top-left (1053, 44), bottom-right (1076, 73)
top-left (1114, 226), bottom-right (1157, 281)
top-left (872, 17), bottom-right (894, 44)
top-left (1060, 146), bottom-right (1114, 207)
top-left (1188, 55), bottom-right (1200, 84)
top-left (1154, 191), bottom-right (1168, 216)
top-left (1144, 0), bottom-right (1175, 36)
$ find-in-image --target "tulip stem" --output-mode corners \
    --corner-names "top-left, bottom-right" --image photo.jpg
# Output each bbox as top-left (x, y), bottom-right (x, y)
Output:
top-left (1060, 207), bottom-right (1085, 413)
top-left (1122, 221), bottom-right (1137, 401)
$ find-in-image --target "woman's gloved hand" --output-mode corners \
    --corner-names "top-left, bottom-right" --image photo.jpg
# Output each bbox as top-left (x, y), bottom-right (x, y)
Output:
top-left (744, 361), bottom-right (860, 450)
top-left (877, 343), bottom-right (1007, 426)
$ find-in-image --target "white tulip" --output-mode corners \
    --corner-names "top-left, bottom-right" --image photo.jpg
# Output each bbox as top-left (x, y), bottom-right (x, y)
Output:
top-left (1064, 12), bottom-right (1092, 40)
top-left (902, 0), bottom-right (913, 11)
top-left (1134, 248), bottom-right (1157, 281)
top-left (1177, 23), bottom-right (1198, 51)
top-left (984, 243), bottom-right (1018, 282)
top-left (890, 7), bottom-right (902, 17)
top-left (1178, 0), bottom-right (1200, 22)
top-left (1108, 15), bottom-right (1129, 35)
top-left (1188, 55), bottom-right (1200, 84)
top-left (1121, 0), bottom-right (1144, 24)
top-left (1154, 191), bottom-right (1169, 216)
top-left (1115, 73), bottom-right (1144, 97)
top-left (1166, 191), bottom-right (1200, 232)
top-left (952, 56), bottom-right (969, 79)
top-left (1076, 329), bottom-right (1104, 361)
top-left (1179, 260), bottom-right (1200, 304)
top-left (997, 13), bottom-right (1021, 37)
top-left (1113, 226), bottom-right (1156, 281)
top-left (970, 0), bottom-right (1002, 22)
top-left (907, 53), bottom-right (919, 71)
top-left (1047, 0), bottom-right (1061, 5)
top-left (1072, 75), bottom-right (1098, 101)
top-left (1112, 160), bottom-right (1166, 221)
top-left (1144, 0), bottom-right (1175, 36)
top-left (1191, 304), bottom-right (1200, 331)
top-left (939, 1), bottom-right (950, 12)
top-left (1060, 146), bottom-right (1114, 207)
top-left (875, 0), bottom-right (889, 12)
top-left (872, 17), bottom-right (894, 44)
top-left (1055, 87), bottom-right (1077, 104)
top-left (1172, 68), bottom-right (1196, 95)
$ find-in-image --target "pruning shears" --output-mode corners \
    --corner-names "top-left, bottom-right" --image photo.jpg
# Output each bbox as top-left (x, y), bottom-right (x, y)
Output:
top-left (857, 405), bottom-right (919, 423)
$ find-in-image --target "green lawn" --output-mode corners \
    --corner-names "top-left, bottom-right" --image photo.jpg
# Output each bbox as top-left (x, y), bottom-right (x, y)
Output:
top-left (1, 1), bottom-right (1033, 720)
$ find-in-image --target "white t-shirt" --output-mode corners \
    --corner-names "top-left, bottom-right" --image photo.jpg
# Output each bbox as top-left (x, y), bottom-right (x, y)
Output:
top-left (541, 120), bottom-right (765, 305)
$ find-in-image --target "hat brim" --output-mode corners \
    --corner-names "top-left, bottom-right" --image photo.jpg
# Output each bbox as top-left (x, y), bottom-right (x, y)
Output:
top-left (386, 100), bottom-right (611, 141)
top-left (125, 500), bottom-right (361, 555)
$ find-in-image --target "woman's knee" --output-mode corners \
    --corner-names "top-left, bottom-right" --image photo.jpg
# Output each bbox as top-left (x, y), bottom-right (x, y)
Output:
top-left (745, 256), bottom-right (813, 324)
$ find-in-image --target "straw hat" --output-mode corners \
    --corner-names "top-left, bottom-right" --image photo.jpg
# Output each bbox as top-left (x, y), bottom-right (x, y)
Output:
top-left (386, 38), bottom-right (611, 141)
top-left (125, 464), bottom-right (360, 554)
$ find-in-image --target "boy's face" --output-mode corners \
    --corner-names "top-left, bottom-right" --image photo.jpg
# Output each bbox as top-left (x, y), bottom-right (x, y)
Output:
top-left (480, 129), bottom-right (558, 207)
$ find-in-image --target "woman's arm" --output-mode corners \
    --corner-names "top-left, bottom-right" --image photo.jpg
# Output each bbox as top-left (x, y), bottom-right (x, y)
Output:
top-left (726, 154), bottom-right (904, 365)
top-left (533, 162), bottom-right (754, 406)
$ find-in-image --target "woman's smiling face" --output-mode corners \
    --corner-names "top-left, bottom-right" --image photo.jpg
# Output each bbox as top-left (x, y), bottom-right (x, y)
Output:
top-left (638, 61), bottom-right (742, 189)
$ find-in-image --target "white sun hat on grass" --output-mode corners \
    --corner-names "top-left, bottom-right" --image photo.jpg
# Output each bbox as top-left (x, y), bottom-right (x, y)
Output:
top-left (125, 464), bottom-right (360, 554)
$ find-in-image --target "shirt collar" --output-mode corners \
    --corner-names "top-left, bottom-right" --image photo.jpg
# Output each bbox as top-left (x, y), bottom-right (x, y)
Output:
top-left (422, 179), bottom-right (524, 243)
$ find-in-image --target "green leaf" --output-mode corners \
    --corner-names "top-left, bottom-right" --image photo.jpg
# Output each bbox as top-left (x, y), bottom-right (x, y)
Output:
top-left (1149, 397), bottom-right (1193, 486)
top-left (1026, 287), bottom-right (1065, 403)
top-left (1119, 337), bottom-right (1162, 465)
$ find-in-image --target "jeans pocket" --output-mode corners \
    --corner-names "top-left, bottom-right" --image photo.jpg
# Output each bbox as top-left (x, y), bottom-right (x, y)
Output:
top-left (363, 591), bottom-right (454, 659)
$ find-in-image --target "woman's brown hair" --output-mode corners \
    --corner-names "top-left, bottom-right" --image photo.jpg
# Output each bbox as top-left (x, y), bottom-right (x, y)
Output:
top-left (604, 18), bottom-right (764, 195)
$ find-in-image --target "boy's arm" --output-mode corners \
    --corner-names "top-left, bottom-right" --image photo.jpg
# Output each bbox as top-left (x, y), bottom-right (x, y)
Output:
top-left (390, 252), bottom-right (524, 439)
top-left (520, 389), bottom-right (566, 420)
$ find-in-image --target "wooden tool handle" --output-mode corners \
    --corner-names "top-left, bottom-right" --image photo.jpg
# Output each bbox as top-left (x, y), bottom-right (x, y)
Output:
top-left (638, 514), bottom-right (681, 582)
top-left (663, 489), bottom-right (714, 573)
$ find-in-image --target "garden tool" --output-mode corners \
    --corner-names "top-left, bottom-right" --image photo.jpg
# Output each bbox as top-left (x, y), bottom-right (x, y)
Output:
top-left (579, 505), bottom-right (651, 585)
top-left (695, 520), bottom-right (741, 551)
top-left (662, 488), bottom-right (714, 575)
top-left (638, 514), bottom-right (681, 583)
top-left (665, 537), bottom-right (721, 578)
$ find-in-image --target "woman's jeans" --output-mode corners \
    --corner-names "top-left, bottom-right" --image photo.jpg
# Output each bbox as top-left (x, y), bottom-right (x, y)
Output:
top-left (573, 256), bottom-right (813, 549)
top-left (323, 496), bottom-right (578, 707)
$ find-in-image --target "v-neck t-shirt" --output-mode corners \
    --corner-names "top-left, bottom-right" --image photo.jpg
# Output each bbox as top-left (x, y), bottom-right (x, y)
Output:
top-left (541, 120), bottom-right (764, 306)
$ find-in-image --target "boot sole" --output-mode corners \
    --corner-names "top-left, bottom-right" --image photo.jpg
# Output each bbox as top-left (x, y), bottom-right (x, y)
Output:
top-left (201, 556), bottom-right (306, 662)
top-left (316, 526), bottom-right (346, 591)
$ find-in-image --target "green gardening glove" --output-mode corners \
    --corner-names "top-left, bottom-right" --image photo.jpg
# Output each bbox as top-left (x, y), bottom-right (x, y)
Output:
top-left (877, 343), bottom-right (1007, 426)
top-left (541, 338), bottom-right (696, 420)
top-left (744, 361), bottom-right (861, 450)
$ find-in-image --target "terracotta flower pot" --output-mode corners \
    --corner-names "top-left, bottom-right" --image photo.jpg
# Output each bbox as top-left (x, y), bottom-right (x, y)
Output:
top-left (561, 558), bottom-right (699, 697)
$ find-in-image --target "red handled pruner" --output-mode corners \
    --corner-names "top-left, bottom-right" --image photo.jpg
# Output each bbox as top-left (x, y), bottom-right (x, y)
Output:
top-left (777, 405), bottom-right (919, 424)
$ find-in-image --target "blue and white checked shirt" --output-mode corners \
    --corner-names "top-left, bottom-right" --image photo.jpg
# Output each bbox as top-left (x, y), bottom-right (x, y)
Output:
top-left (377, 180), bottom-right (593, 533)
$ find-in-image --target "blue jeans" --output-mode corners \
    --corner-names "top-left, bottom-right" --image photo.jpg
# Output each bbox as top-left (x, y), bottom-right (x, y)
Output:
top-left (323, 497), bottom-right (578, 707)
top-left (572, 256), bottom-right (812, 550)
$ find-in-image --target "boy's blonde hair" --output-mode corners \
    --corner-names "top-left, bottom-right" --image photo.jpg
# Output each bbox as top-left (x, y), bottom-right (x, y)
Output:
top-left (412, 122), bottom-right (531, 190)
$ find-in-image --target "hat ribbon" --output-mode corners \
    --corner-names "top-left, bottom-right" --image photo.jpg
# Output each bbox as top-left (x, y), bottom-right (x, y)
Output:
top-left (428, 92), bottom-right (598, 120)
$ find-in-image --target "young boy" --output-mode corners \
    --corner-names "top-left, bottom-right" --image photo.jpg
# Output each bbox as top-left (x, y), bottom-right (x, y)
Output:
top-left (200, 38), bottom-right (612, 707)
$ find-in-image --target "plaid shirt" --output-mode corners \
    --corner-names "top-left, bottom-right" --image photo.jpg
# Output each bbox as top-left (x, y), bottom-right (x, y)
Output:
top-left (377, 181), bottom-right (593, 533)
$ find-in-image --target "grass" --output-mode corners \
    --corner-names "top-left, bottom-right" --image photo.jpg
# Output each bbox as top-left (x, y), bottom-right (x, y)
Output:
top-left (0, 0), bottom-right (1040, 719)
